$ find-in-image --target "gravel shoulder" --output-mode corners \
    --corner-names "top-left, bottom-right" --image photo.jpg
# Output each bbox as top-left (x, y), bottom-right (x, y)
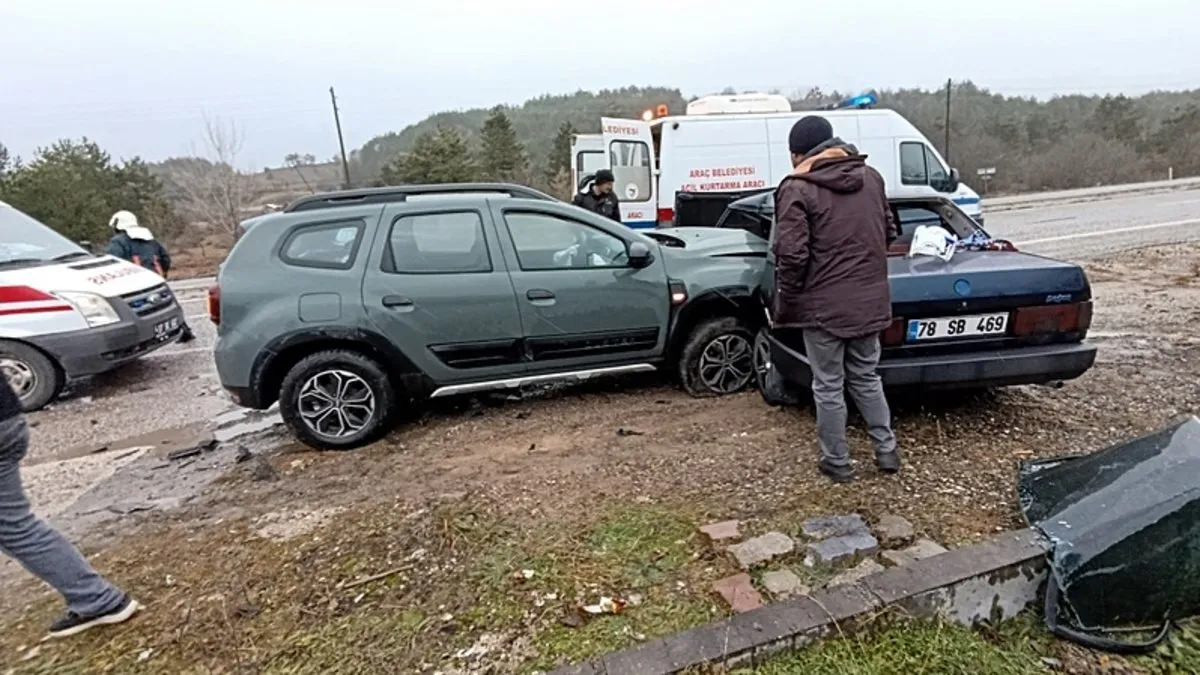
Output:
top-left (0, 242), bottom-right (1197, 673)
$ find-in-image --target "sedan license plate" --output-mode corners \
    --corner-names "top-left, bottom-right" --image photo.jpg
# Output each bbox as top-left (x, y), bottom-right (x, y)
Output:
top-left (154, 317), bottom-right (181, 341)
top-left (907, 313), bottom-right (1008, 342)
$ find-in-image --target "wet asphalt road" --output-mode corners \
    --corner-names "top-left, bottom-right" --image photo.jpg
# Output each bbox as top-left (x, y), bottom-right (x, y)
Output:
top-left (21, 186), bottom-right (1200, 463)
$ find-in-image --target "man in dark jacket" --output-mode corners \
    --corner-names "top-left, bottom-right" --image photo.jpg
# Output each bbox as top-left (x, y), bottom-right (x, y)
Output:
top-left (0, 378), bottom-right (141, 638)
top-left (107, 211), bottom-right (195, 343)
top-left (572, 169), bottom-right (622, 222)
top-left (772, 116), bottom-right (899, 483)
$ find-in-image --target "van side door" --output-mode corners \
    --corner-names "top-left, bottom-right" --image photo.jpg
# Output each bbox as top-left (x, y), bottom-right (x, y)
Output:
top-left (361, 202), bottom-right (526, 386)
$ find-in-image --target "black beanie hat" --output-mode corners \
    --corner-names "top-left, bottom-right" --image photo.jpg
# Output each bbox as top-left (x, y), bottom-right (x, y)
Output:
top-left (594, 169), bottom-right (615, 184)
top-left (788, 116), bottom-right (834, 156)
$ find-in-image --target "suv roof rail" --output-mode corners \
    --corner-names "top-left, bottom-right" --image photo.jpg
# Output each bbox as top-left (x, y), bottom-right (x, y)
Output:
top-left (283, 183), bottom-right (559, 213)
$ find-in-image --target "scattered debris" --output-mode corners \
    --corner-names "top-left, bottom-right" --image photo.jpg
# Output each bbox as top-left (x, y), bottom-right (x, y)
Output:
top-left (800, 514), bottom-right (870, 540)
top-left (827, 558), bottom-right (886, 587)
top-left (728, 531), bottom-right (795, 569)
top-left (760, 569), bottom-right (810, 599)
top-left (804, 533), bottom-right (880, 568)
top-left (234, 446), bottom-right (252, 464)
top-left (713, 573), bottom-right (764, 613)
top-left (616, 428), bottom-right (644, 437)
top-left (106, 502), bottom-right (155, 515)
top-left (874, 514), bottom-right (916, 548)
top-left (136, 649), bottom-right (153, 662)
top-left (250, 456), bottom-right (278, 482)
top-left (881, 539), bottom-right (949, 567)
top-left (582, 596), bottom-right (626, 615)
top-left (337, 564), bottom-right (416, 590)
top-left (166, 446), bottom-right (203, 461)
top-left (699, 519), bottom-right (742, 545)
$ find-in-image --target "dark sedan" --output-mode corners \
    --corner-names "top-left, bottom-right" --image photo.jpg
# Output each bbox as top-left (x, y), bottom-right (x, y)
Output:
top-left (713, 192), bottom-right (1097, 394)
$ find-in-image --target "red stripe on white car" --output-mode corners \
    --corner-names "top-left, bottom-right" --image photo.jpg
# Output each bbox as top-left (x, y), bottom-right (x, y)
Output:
top-left (0, 285), bottom-right (57, 303)
top-left (0, 304), bottom-right (73, 317)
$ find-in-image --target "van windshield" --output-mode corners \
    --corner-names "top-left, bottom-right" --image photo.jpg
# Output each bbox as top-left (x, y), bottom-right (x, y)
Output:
top-left (0, 203), bottom-right (90, 267)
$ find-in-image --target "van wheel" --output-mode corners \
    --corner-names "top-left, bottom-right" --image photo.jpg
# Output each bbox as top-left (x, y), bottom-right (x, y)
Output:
top-left (0, 341), bottom-right (63, 412)
top-left (753, 329), bottom-right (803, 407)
top-left (678, 317), bottom-right (755, 397)
top-left (279, 349), bottom-right (397, 451)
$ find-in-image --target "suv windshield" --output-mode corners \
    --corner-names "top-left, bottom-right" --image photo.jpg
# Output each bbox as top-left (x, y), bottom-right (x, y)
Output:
top-left (0, 202), bottom-right (89, 267)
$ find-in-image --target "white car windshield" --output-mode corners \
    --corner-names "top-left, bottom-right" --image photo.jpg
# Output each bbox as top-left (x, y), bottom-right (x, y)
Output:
top-left (0, 202), bottom-right (90, 267)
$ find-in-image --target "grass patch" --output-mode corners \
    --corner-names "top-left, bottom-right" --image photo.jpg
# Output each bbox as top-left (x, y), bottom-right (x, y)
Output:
top-left (0, 500), bottom-right (729, 674)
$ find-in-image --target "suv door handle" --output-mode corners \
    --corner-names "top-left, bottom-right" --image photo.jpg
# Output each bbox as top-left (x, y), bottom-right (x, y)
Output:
top-left (382, 295), bottom-right (414, 308)
top-left (526, 289), bottom-right (555, 301)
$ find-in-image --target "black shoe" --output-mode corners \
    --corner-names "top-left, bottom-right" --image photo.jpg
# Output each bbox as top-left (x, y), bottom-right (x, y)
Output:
top-left (179, 326), bottom-right (196, 344)
top-left (818, 459), bottom-right (855, 483)
top-left (46, 595), bottom-right (141, 640)
top-left (876, 451), bottom-right (901, 474)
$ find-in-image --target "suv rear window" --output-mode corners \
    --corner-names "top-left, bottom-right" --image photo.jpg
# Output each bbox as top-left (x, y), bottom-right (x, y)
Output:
top-left (280, 221), bottom-right (364, 270)
top-left (383, 211), bottom-right (492, 274)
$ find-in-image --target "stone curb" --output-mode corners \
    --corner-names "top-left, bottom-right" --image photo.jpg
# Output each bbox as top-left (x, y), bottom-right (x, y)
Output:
top-left (549, 528), bottom-right (1049, 675)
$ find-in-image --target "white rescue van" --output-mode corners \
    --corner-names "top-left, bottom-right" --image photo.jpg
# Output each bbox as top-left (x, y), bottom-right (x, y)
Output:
top-left (571, 92), bottom-right (984, 229)
top-left (0, 201), bottom-right (187, 411)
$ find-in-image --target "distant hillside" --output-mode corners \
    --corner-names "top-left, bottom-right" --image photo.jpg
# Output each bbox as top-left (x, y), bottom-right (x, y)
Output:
top-left (351, 86), bottom-right (688, 184)
top-left (350, 82), bottom-right (1200, 194)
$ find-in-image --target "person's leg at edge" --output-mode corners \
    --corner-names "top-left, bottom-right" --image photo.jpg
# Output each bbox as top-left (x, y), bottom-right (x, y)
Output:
top-left (802, 328), bottom-right (855, 482)
top-left (0, 417), bottom-right (139, 638)
top-left (844, 334), bottom-right (900, 472)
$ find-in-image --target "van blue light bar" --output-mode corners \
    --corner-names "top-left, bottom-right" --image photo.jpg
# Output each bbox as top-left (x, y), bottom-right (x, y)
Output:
top-left (822, 91), bottom-right (878, 110)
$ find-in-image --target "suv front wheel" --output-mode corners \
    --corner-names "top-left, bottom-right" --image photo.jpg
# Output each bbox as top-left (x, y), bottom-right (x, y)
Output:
top-left (678, 317), bottom-right (756, 397)
top-left (279, 349), bottom-right (398, 451)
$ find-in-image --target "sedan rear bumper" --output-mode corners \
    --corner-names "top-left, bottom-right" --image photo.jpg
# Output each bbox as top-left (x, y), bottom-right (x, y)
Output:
top-left (768, 335), bottom-right (1097, 390)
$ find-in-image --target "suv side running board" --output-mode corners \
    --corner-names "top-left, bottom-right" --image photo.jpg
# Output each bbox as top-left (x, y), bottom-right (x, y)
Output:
top-left (429, 364), bottom-right (656, 398)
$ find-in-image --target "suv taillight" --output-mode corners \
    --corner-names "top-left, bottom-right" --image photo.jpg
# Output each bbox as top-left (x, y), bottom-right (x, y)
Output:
top-left (207, 284), bottom-right (221, 325)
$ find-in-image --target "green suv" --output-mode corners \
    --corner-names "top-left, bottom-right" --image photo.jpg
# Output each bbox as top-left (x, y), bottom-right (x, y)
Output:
top-left (211, 184), bottom-right (767, 450)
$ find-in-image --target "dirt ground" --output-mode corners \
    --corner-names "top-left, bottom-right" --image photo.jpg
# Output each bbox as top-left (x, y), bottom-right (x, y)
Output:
top-left (1, 243), bottom-right (1198, 673)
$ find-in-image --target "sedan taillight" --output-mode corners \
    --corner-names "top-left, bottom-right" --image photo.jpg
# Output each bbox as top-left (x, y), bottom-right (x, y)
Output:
top-left (1012, 301), bottom-right (1092, 337)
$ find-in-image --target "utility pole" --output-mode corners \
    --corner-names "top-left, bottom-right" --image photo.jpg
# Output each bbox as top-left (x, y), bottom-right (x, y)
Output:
top-left (329, 87), bottom-right (352, 189)
top-left (943, 78), bottom-right (952, 164)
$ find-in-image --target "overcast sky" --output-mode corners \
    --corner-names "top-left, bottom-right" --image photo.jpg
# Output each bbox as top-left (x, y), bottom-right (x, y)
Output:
top-left (3, 0), bottom-right (1197, 168)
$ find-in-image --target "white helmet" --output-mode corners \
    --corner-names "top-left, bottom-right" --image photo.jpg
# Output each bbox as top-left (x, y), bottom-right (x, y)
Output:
top-left (109, 210), bottom-right (139, 231)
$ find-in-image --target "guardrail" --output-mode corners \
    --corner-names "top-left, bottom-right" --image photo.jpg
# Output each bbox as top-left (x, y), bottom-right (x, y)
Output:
top-left (984, 176), bottom-right (1200, 212)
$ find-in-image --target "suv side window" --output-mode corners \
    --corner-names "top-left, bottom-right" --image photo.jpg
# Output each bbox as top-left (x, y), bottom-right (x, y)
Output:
top-left (503, 211), bottom-right (628, 270)
top-left (280, 220), bottom-right (364, 270)
top-left (383, 211), bottom-right (492, 274)
top-left (899, 142), bottom-right (927, 185)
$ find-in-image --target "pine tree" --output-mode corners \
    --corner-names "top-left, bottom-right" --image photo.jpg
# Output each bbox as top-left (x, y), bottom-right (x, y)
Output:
top-left (380, 126), bottom-right (477, 185)
top-left (545, 120), bottom-right (575, 185)
top-left (479, 106), bottom-right (527, 182)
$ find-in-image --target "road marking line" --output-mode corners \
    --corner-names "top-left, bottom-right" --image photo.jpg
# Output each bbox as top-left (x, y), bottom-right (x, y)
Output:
top-left (1015, 218), bottom-right (1200, 246)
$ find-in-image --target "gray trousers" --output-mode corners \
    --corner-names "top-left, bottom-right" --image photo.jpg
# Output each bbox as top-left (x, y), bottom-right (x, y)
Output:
top-left (802, 328), bottom-right (897, 466)
top-left (0, 417), bottom-right (124, 616)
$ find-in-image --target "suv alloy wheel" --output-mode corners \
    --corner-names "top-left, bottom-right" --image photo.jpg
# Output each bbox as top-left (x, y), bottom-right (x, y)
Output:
top-left (678, 317), bottom-right (756, 397)
top-left (278, 349), bottom-right (398, 451)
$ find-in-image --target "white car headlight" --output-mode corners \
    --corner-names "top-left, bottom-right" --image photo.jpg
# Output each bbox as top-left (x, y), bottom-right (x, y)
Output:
top-left (54, 291), bottom-right (120, 327)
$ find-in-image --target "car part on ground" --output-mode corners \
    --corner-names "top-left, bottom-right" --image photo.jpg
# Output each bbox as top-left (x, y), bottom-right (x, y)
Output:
top-left (215, 183), bottom-right (768, 450)
top-left (753, 328), bottom-right (801, 408)
top-left (1019, 416), bottom-right (1200, 653)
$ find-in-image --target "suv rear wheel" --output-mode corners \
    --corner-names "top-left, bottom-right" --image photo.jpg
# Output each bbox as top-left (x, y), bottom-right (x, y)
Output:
top-left (678, 317), bottom-right (755, 397)
top-left (278, 349), bottom-right (397, 451)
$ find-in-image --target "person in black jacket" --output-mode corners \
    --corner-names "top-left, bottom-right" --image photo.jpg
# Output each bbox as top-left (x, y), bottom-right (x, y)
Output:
top-left (572, 169), bottom-right (622, 222)
top-left (107, 211), bottom-right (196, 343)
top-left (0, 378), bottom-right (141, 638)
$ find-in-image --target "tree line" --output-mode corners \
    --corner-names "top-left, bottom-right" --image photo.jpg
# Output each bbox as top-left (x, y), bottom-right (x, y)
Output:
top-left (3, 81), bottom-right (1199, 254)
